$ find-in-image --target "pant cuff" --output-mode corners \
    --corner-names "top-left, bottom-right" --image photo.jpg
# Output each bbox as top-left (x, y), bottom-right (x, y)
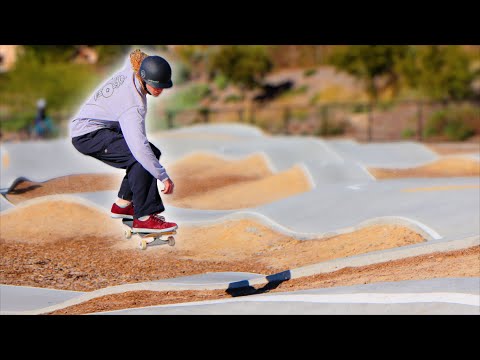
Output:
top-left (118, 193), bottom-right (133, 201)
top-left (134, 205), bottom-right (165, 219)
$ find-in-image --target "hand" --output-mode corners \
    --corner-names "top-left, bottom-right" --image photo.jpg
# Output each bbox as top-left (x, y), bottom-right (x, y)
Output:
top-left (162, 178), bottom-right (174, 194)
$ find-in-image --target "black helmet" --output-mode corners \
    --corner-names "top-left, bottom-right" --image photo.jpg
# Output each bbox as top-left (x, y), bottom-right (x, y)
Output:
top-left (139, 56), bottom-right (173, 89)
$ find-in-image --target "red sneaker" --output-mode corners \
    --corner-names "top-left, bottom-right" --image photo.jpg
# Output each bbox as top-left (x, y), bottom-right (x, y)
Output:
top-left (133, 213), bottom-right (178, 233)
top-left (110, 202), bottom-right (134, 219)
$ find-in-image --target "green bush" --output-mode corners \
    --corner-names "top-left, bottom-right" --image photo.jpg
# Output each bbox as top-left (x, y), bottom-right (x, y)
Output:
top-left (0, 49), bottom-right (100, 128)
top-left (173, 62), bottom-right (192, 86)
top-left (402, 128), bottom-right (416, 139)
top-left (303, 68), bottom-right (317, 77)
top-left (424, 105), bottom-right (478, 140)
top-left (352, 103), bottom-right (368, 113)
top-left (209, 46), bottom-right (272, 90)
top-left (224, 94), bottom-right (243, 103)
top-left (444, 120), bottom-right (475, 140)
top-left (164, 84), bottom-right (211, 113)
top-left (0, 112), bottom-right (36, 132)
top-left (316, 119), bottom-right (346, 136)
top-left (214, 73), bottom-right (229, 90)
top-left (309, 93), bottom-right (321, 105)
top-left (280, 85), bottom-right (309, 98)
top-left (291, 109), bottom-right (309, 121)
top-left (377, 101), bottom-right (395, 111)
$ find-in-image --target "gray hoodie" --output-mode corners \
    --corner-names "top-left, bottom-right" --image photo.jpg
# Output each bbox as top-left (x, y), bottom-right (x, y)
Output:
top-left (70, 60), bottom-right (169, 182)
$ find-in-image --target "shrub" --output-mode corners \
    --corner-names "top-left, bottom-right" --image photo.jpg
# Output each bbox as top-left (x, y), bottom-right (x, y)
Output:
top-left (316, 119), bottom-right (346, 136)
top-left (224, 94), bottom-right (243, 103)
top-left (424, 104), bottom-right (478, 140)
top-left (303, 68), bottom-right (317, 77)
top-left (291, 109), bottom-right (309, 121)
top-left (0, 112), bottom-right (36, 132)
top-left (214, 73), bottom-right (229, 90)
top-left (309, 93), bottom-right (321, 105)
top-left (173, 62), bottom-right (192, 85)
top-left (280, 85), bottom-right (308, 98)
top-left (352, 103), bottom-right (368, 113)
top-left (402, 128), bottom-right (416, 139)
top-left (209, 46), bottom-right (272, 90)
top-left (164, 84), bottom-right (211, 113)
top-left (0, 57), bottom-right (99, 115)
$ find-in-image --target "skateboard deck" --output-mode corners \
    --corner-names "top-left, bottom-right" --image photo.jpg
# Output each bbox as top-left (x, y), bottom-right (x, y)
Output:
top-left (122, 218), bottom-right (177, 250)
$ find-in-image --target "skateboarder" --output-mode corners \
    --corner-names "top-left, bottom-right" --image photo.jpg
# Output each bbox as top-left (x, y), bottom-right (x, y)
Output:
top-left (70, 49), bottom-right (177, 233)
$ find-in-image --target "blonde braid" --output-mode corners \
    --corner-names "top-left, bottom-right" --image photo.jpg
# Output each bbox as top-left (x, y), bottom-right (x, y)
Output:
top-left (130, 49), bottom-right (149, 91)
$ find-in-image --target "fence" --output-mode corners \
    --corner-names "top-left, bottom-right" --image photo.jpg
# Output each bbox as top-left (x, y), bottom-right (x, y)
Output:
top-left (158, 99), bottom-right (480, 142)
top-left (1, 99), bottom-right (479, 142)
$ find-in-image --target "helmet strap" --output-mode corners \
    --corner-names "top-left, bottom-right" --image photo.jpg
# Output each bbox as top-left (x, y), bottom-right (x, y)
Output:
top-left (143, 81), bottom-right (152, 95)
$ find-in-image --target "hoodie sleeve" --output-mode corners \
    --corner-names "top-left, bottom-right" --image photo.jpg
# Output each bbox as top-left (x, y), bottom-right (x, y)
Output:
top-left (117, 106), bottom-right (169, 182)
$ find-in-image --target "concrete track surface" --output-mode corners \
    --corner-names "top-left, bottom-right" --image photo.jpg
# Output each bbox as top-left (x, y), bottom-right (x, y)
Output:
top-left (1, 123), bottom-right (478, 315)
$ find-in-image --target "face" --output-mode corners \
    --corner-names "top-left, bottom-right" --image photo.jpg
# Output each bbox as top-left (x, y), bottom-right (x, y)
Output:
top-left (146, 84), bottom-right (164, 97)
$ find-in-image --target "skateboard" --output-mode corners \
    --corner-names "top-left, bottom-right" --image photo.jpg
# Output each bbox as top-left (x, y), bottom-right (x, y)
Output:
top-left (122, 218), bottom-right (176, 250)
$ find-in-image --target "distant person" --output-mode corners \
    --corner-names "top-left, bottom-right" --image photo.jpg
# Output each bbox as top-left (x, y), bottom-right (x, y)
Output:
top-left (70, 49), bottom-right (178, 234)
top-left (32, 98), bottom-right (54, 138)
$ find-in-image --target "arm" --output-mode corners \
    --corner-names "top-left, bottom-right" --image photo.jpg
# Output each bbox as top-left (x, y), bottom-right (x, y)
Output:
top-left (117, 107), bottom-right (169, 182)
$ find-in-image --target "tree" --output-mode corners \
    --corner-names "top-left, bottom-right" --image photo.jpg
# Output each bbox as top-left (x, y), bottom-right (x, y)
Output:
top-left (396, 45), bottom-right (475, 101)
top-left (327, 45), bottom-right (409, 102)
top-left (208, 46), bottom-right (273, 92)
top-left (23, 45), bottom-right (78, 63)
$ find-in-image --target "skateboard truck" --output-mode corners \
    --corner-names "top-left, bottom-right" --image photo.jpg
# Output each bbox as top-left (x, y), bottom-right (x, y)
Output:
top-left (122, 219), bottom-right (176, 250)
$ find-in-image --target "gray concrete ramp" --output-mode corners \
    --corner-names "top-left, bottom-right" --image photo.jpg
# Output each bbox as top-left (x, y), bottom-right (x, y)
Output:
top-left (0, 285), bottom-right (84, 314)
top-left (151, 272), bottom-right (264, 286)
top-left (0, 195), bottom-right (14, 212)
top-left (0, 139), bottom-right (121, 190)
top-left (93, 278), bottom-right (480, 315)
top-left (0, 272), bottom-right (264, 315)
top-left (326, 140), bottom-right (439, 168)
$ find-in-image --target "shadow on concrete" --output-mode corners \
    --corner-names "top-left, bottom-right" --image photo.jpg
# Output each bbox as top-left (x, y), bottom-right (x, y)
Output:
top-left (8, 183), bottom-right (42, 194)
top-left (225, 270), bottom-right (291, 297)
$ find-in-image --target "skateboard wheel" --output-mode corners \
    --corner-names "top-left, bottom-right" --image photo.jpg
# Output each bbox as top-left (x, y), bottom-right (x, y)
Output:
top-left (139, 239), bottom-right (147, 250)
top-left (124, 228), bottom-right (132, 239)
top-left (168, 236), bottom-right (175, 246)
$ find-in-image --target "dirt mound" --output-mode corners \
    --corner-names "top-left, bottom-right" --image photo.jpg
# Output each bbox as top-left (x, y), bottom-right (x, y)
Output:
top-left (127, 219), bottom-right (426, 269)
top-left (168, 165), bottom-right (312, 210)
top-left (1, 206), bottom-right (425, 291)
top-left (166, 152), bottom-right (274, 200)
top-left (0, 199), bottom-right (124, 243)
top-left (427, 142), bottom-right (480, 156)
top-left (6, 174), bottom-right (123, 205)
top-left (369, 157), bottom-right (480, 179)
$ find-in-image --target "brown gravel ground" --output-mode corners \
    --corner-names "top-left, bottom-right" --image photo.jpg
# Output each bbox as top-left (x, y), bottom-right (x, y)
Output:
top-left (369, 157), bottom-right (480, 179)
top-left (0, 200), bottom-right (425, 291)
top-left (165, 153), bottom-right (273, 200)
top-left (426, 142), bottom-right (480, 156)
top-left (47, 245), bottom-right (479, 315)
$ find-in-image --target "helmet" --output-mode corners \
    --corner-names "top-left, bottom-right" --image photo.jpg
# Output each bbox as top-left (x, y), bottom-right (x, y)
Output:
top-left (139, 56), bottom-right (173, 89)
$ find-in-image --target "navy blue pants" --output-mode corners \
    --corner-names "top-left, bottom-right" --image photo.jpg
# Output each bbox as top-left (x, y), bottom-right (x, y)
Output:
top-left (72, 127), bottom-right (165, 219)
